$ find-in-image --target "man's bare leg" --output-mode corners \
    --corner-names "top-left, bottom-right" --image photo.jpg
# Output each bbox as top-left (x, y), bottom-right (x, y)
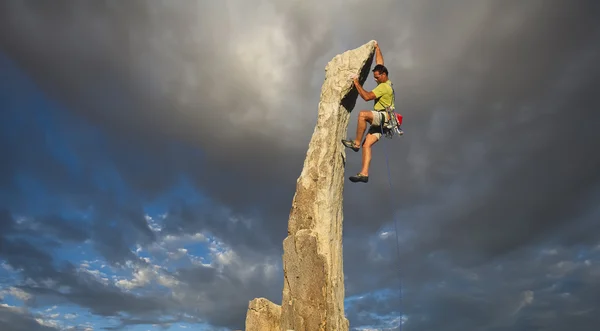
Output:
top-left (360, 133), bottom-right (379, 176)
top-left (353, 110), bottom-right (374, 147)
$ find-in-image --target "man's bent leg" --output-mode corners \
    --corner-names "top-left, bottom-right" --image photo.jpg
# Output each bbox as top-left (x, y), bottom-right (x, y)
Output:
top-left (360, 133), bottom-right (380, 176)
top-left (353, 110), bottom-right (374, 147)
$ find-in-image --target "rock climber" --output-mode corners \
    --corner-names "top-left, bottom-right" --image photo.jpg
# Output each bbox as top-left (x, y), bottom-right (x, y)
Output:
top-left (341, 41), bottom-right (394, 183)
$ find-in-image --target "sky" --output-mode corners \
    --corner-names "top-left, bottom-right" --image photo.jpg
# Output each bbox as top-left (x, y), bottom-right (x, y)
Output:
top-left (1, 0), bottom-right (600, 330)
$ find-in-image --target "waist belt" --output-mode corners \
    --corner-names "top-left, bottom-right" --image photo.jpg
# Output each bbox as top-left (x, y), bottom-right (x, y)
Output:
top-left (375, 110), bottom-right (388, 124)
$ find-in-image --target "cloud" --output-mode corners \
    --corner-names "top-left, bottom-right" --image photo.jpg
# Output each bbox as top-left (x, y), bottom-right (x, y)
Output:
top-left (1, 208), bottom-right (283, 330)
top-left (346, 242), bottom-right (600, 331)
top-left (0, 304), bottom-right (60, 331)
top-left (1, 0), bottom-right (600, 330)
top-left (2, 0), bottom-right (598, 261)
top-left (2, 288), bottom-right (33, 304)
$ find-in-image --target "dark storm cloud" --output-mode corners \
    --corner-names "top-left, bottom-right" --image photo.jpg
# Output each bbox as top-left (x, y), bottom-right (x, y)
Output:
top-left (346, 243), bottom-right (600, 331)
top-left (0, 0), bottom-right (598, 256)
top-left (172, 262), bottom-right (283, 328)
top-left (1, 206), bottom-right (282, 330)
top-left (1, 0), bottom-right (600, 330)
top-left (0, 212), bottom-right (63, 282)
top-left (0, 305), bottom-right (60, 331)
top-left (0, 211), bottom-right (177, 327)
top-left (0, 0), bottom-right (321, 233)
top-left (19, 215), bottom-right (90, 243)
top-left (157, 199), bottom-right (283, 256)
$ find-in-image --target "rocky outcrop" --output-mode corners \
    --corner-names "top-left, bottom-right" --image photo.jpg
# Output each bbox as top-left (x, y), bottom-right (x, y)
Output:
top-left (244, 40), bottom-right (376, 331)
top-left (245, 298), bottom-right (281, 331)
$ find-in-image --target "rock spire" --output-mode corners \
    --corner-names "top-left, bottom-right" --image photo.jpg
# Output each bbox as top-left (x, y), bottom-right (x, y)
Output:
top-left (245, 40), bottom-right (377, 331)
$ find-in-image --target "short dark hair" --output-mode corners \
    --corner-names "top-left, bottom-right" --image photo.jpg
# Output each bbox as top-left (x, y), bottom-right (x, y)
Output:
top-left (372, 64), bottom-right (388, 76)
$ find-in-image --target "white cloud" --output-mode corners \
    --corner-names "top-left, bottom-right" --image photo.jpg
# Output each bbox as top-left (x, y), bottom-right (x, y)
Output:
top-left (2, 287), bottom-right (32, 302)
top-left (115, 268), bottom-right (153, 290)
top-left (77, 264), bottom-right (110, 286)
top-left (115, 264), bottom-right (180, 291)
top-left (1, 262), bottom-right (14, 271)
top-left (145, 214), bottom-right (163, 233)
top-left (35, 318), bottom-right (61, 329)
top-left (163, 232), bottom-right (207, 245)
top-left (512, 290), bottom-right (534, 315)
top-left (0, 303), bottom-right (17, 309)
top-left (167, 248), bottom-right (189, 260)
top-left (79, 322), bottom-right (95, 331)
top-left (379, 231), bottom-right (392, 240)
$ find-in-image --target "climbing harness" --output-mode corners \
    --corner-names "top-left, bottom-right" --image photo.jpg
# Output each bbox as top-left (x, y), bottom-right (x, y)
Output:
top-left (378, 81), bottom-right (404, 139)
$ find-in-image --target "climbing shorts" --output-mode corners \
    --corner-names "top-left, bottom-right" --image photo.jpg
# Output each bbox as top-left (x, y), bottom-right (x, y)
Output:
top-left (368, 110), bottom-right (389, 139)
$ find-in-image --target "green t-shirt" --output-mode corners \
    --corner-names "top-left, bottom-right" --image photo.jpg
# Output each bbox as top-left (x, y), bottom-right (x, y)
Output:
top-left (372, 80), bottom-right (394, 111)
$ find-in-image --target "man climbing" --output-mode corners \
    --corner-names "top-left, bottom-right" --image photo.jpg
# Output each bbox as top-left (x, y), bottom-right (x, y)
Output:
top-left (341, 41), bottom-right (394, 183)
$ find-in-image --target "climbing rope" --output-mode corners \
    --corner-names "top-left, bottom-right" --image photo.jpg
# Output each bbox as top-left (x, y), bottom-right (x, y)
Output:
top-left (376, 81), bottom-right (404, 328)
top-left (380, 123), bottom-right (403, 331)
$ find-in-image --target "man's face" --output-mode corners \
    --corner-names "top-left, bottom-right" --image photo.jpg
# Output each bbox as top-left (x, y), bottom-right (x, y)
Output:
top-left (373, 71), bottom-right (385, 83)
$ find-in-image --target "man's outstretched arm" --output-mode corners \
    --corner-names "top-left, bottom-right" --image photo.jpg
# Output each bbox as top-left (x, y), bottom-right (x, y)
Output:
top-left (375, 41), bottom-right (383, 65)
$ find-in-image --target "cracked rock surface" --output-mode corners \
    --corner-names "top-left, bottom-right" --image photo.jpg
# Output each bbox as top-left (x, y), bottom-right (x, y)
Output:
top-left (244, 40), bottom-right (376, 331)
top-left (245, 298), bottom-right (281, 331)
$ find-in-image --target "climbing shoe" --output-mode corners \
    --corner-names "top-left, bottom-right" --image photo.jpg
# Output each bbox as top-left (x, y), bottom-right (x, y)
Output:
top-left (349, 173), bottom-right (369, 183)
top-left (341, 139), bottom-right (360, 152)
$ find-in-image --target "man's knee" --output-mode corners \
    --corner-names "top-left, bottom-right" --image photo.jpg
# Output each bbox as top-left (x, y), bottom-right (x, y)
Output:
top-left (362, 134), bottom-right (380, 147)
top-left (359, 110), bottom-right (374, 122)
